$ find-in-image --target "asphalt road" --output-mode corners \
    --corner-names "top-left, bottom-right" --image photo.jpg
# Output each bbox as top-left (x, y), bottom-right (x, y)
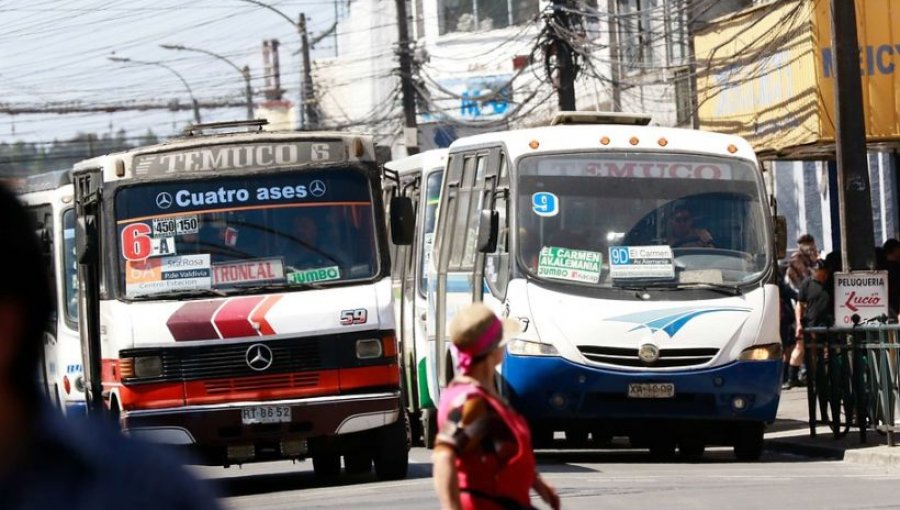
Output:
top-left (194, 445), bottom-right (900, 510)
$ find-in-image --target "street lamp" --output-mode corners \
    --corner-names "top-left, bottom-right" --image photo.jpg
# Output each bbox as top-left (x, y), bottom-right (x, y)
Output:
top-left (161, 44), bottom-right (254, 121)
top-left (108, 55), bottom-right (202, 124)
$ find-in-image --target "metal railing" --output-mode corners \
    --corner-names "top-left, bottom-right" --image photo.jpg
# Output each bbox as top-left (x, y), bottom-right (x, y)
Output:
top-left (803, 321), bottom-right (900, 446)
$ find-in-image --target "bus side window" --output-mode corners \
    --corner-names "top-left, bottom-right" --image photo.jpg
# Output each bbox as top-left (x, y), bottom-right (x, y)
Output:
top-left (449, 156), bottom-right (477, 270)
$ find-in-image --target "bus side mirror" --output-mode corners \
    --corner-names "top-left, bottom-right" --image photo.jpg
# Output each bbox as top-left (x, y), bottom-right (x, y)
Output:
top-left (477, 210), bottom-right (499, 253)
top-left (390, 196), bottom-right (415, 246)
top-left (774, 215), bottom-right (787, 260)
top-left (76, 217), bottom-right (96, 264)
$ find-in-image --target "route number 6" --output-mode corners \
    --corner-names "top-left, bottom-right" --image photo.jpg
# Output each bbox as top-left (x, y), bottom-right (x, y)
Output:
top-left (121, 223), bottom-right (153, 261)
top-left (341, 309), bottom-right (368, 326)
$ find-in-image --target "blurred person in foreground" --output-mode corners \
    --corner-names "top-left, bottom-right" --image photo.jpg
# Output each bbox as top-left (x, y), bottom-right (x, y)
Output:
top-left (0, 184), bottom-right (219, 510)
top-left (433, 303), bottom-right (560, 510)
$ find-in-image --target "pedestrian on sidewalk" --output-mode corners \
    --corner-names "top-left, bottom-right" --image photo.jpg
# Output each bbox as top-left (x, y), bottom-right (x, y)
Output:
top-left (0, 184), bottom-right (219, 510)
top-left (777, 265), bottom-right (798, 385)
top-left (785, 234), bottom-right (819, 293)
top-left (788, 254), bottom-right (840, 389)
top-left (878, 238), bottom-right (900, 317)
top-left (433, 303), bottom-right (560, 510)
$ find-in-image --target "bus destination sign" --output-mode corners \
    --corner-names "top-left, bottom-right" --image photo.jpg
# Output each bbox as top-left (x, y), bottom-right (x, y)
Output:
top-left (133, 141), bottom-right (345, 176)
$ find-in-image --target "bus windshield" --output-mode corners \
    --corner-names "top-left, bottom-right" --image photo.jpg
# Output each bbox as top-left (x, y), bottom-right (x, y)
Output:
top-left (115, 168), bottom-right (379, 299)
top-left (517, 152), bottom-right (769, 289)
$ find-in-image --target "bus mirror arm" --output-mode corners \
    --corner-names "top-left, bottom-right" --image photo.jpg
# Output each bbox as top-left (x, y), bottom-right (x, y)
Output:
top-left (774, 215), bottom-right (787, 260)
top-left (477, 210), bottom-right (499, 254)
top-left (390, 196), bottom-right (415, 246)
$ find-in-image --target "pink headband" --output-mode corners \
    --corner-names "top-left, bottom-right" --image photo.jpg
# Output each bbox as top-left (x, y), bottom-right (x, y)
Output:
top-left (455, 318), bottom-right (503, 373)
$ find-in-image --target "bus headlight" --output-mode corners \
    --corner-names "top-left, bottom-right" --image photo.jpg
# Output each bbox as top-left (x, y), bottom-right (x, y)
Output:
top-left (133, 356), bottom-right (163, 378)
top-left (507, 339), bottom-right (559, 356)
top-left (738, 343), bottom-right (782, 361)
top-left (356, 339), bottom-right (383, 359)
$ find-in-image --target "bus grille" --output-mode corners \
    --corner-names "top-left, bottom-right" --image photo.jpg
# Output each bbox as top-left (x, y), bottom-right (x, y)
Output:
top-left (157, 337), bottom-right (322, 381)
top-left (204, 372), bottom-right (321, 394)
top-left (577, 346), bottom-right (719, 368)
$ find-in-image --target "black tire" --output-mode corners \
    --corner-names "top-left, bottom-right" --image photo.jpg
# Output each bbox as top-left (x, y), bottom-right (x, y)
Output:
top-left (344, 452), bottom-right (372, 475)
top-left (373, 414), bottom-right (410, 480)
top-left (532, 426), bottom-right (554, 448)
top-left (733, 423), bottom-right (764, 461)
top-left (678, 437), bottom-right (705, 461)
top-left (648, 438), bottom-right (677, 459)
top-left (591, 431), bottom-right (613, 447)
top-left (565, 429), bottom-right (589, 448)
top-left (313, 454), bottom-right (341, 478)
top-left (423, 407), bottom-right (437, 450)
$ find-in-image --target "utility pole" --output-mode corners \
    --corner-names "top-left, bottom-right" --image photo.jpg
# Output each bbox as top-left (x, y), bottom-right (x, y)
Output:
top-left (605, 0), bottom-right (621, 111)
top-left (299, 13), bottom-right (319, 129)
top-left (830, 0), bottom-right (875, 270)
top-left (549, 0), bottom-right (578, 111)
top-left (395, 0), bottom-right (419, 155)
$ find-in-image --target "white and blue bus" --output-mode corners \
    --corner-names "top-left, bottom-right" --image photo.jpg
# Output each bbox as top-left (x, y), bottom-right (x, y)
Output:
top-left (424, 112), bottom-right (786, 460)
top-left (17, 170), bottom-right (86, 417)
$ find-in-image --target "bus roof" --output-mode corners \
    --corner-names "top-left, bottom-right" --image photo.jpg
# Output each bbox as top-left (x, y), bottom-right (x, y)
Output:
top-left (384, 149), bottom-right (448, 176)
top-left (447, 124), bottom-right (757, 162)
top-left (18, 169), bottom-right (71, 194)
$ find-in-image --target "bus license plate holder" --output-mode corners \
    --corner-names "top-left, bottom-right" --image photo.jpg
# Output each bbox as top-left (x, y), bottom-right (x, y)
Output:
top-left (627, 383), bottom-right (675, 399)
top-left (241, 406), bottom-right (292, 425)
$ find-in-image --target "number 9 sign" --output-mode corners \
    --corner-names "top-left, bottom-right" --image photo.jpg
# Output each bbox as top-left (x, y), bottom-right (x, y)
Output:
top-left (121, 223), bottom-right (153, 261)
top-left (532, 192), bottom-right (559, 217)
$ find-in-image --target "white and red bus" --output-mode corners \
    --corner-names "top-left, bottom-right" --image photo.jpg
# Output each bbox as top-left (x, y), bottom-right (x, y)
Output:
top-left (72, 121), bottom-right (412, 478)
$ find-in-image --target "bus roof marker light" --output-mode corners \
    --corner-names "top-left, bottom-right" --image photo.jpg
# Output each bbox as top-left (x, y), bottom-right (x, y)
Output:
top-left (352, 138), bottom-right (365, 158)
top-left (115, 159), bottom-right (126, 177)
top-left (657, 137), bottom-right (668, 147)
top-left (727, 144), bottom-right (738, 154)
top-left (629, 137), bottom-right (639, 146)
top-left (600, 136), bottom-right (610, 145)
top-left (529, 140), bottom-right (540, 150)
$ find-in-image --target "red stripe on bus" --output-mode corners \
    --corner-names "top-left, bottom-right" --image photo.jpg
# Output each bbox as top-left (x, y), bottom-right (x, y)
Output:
top-left (250, 295), bottom-right (282, 336)
top-left (167, 300), bottom-right (225, 341)
top-left (213, 296), bottom-right (265, 338)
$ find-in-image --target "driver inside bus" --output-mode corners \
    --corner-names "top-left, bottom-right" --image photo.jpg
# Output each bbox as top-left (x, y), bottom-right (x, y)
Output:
top-left (666, 205), bottom-right (714, 248)
top-left (284, 214), bottom-right (342, 270)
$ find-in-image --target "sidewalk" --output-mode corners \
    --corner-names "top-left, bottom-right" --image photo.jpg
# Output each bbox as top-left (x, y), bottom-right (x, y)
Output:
top-left (766, 387), bottom-right (900, 466)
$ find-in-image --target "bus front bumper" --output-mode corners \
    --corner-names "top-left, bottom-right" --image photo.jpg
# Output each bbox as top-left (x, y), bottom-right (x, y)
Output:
top-left (121, 391), bottom-right (401, 458)
top-left (502, 353), bottom-right (781, 425)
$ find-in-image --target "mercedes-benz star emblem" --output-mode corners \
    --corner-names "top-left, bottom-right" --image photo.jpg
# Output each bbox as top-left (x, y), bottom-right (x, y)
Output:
top-left (638, 343), bottom-right (660, 364)
top-left (309, 180), bottom-right (327, 197)
top-left (245, 344), bottom-right (274, 371)
top-left (156, 192), bottom-right (173, 210)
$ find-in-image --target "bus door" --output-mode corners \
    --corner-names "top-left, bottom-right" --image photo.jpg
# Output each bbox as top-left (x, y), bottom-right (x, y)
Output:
top-left (73, 169), bottom-right (104, 417)
top-left (433, 148), bottom-right (501, 387)
top-left (27, 204), bottom-right (56, 403)
top-left (398, 173), bottom-right (421, 414)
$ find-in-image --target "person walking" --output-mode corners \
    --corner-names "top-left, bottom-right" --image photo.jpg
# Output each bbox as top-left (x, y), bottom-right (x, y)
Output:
top-left (0, 184), bottom-right (220, 510)
top-left (787, 254), bottom-right (840, 389)
top-left (433, 303), bottom-right (560, 510)
top-left (785, 234), bottom-right (819, 292)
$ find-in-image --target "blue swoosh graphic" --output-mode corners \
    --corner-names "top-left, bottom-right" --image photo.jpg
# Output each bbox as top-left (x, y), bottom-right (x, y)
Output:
top-left (610, 306), bottom-right (751, 337)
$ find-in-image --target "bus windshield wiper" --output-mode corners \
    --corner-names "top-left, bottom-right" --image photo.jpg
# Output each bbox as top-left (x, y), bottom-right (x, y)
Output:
top-left (131, 288), bottom-right (228, 301)
top-left (670, 282), bottom-right (743, 296)
top-left (226, 281), bottom-right (323, 295)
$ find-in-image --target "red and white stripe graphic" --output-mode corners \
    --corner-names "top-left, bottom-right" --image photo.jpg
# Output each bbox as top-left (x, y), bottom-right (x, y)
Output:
top-left (166, 295), bottom-right (283, 341)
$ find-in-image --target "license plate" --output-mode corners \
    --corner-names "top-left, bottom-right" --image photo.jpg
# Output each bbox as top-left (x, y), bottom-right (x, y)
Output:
top-left (627, 383), bottom-right (675, 399)
top-left (241, 406), bottom-right (291, 424)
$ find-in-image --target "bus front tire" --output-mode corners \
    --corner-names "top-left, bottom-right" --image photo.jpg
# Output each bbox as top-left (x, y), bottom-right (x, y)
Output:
top-left (313, 454), bottom-right (341, 478)
top-left (343, 452), bottom-right (372, 475)
top-left (373, 414), bottom-right (409, 480)
top-left (733, 422), bottom-right (765, 461)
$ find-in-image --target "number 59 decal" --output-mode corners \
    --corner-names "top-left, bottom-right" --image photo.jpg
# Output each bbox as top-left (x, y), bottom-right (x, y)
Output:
top-left (340, 309), bottom-right (368, 325)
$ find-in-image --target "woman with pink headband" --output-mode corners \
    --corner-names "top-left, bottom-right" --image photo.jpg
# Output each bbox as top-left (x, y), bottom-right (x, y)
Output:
top-left (432, 303), bottom-right (560, 510)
